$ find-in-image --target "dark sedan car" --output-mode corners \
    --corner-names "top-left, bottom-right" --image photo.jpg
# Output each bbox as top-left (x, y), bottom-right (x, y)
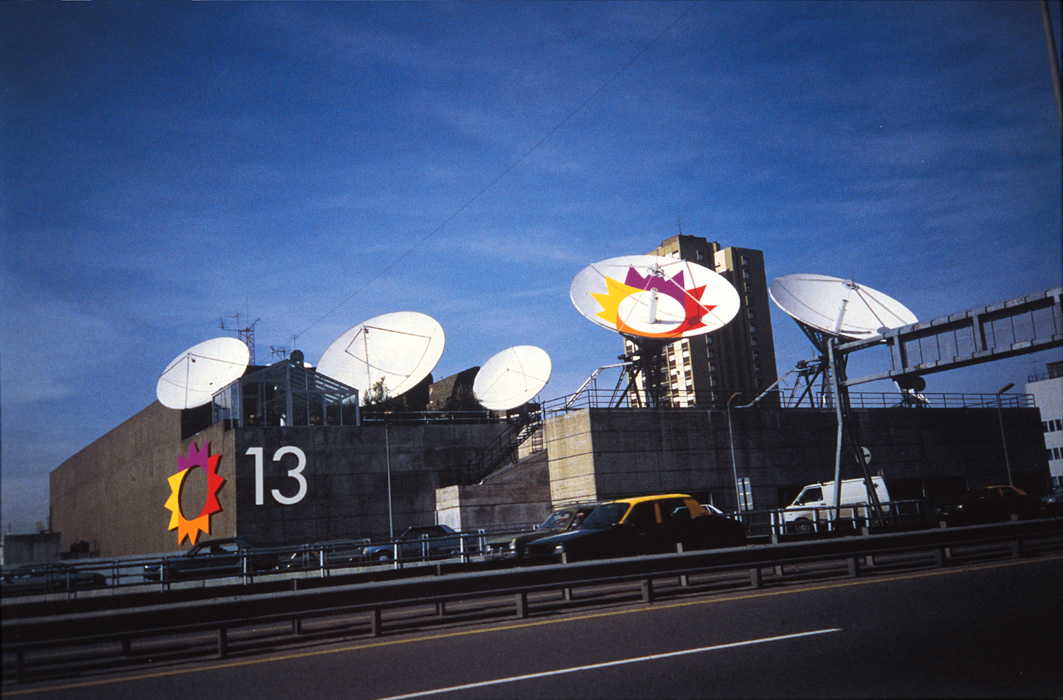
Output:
top-left (935, 485), bottom-right (1041, 526)
top-left (1039, 490), bottom-right (1063, 517)
top-left (142, 537), bottom-right (279, 581)
top-left (483, 503), bottom-right (599, 559)
top-left (1, 562), bottom-right (107, 595)
top-left (524, 494), bottom-right (745, 562)
top-left (362, 525), bottom-right (462, 562)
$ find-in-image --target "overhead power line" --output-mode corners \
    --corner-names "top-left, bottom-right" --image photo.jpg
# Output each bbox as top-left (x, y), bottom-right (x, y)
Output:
top-left (295, 2), bottom-right (700, 342)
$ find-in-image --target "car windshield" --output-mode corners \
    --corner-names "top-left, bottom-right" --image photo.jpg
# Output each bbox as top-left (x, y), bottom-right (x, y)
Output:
top-left (579, 503), bottom-right (629, 528)
top-left (540, 510), bottom-right (575, 530)
top-left (794, 487), bottom-right (822, 505)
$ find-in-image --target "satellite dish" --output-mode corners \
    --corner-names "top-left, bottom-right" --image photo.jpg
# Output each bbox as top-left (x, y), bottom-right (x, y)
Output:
top-left (473, 346), bottom-right (552, 411)
top-left (768, 274), bottom-right (917, 341)
top-left (570, 255), bottom-right (740, 339)
top-left (894, 374), bottom-right (927, 392)
top-left (157, 337), bottom-right (250, 409)
top-left (316, 311), bottom-right (445, 398)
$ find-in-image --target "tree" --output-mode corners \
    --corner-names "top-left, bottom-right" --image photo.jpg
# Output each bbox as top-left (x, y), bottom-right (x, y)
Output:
top-left (363, 378), bottom-right (390, 406)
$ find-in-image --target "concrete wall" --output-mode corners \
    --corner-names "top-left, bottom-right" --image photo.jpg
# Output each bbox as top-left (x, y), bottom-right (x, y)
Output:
top-left (436, 451), bottom-right (551, 532)
top-left (232, 422), bottom-right (509, 545)
top-left (50, 401), bottom-right (1049, 556)
top-left (1, 533), bottom-right (61, 566)
top-left (50, 402), bottom-right (236, 557)
top-left (544, 406), bottom-right (1050, 511)
top-left (543, 411), bottom-right (597, 504)
top-left (50, 402), bottom-right (509, 554)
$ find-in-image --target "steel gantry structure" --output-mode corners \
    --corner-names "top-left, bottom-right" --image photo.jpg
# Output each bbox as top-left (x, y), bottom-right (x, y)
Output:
top-left (839, 286), bottom-right (1062, 387)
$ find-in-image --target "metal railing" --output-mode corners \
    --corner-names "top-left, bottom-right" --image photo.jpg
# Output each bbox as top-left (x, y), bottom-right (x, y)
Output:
top-left (466, 410), bottom-right (544, 483)
top-left (4, 518), bottom-right (1061, 683)
top-left (0, 494), bottom-right (1038, 599)
top-left (542, 389), bottom-right (1034, 417)
top-left (752, 499), bottom-right (933, 538)
top-left (360, 410), bottom-right (499, 425)
top-left (0, 528), bottom-right (537, 599)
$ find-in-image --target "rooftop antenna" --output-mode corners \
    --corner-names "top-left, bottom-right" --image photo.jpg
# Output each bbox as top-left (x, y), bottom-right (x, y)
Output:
top-left (676, 215), bottom-right (683, 235)
top-left (220, 313), bottom-right (260, 365)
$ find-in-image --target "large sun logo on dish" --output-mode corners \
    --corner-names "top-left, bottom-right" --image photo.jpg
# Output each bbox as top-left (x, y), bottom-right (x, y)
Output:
top-left (164, 441), bottom-right (226, 545)
top-left (591, 266), bottom-right (717, 338)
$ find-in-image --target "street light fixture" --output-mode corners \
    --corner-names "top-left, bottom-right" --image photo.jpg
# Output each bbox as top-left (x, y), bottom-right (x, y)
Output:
top-left (996, 383), bottom-right (1016, 487)
top-left (727, 392), bottom-right (743, 512)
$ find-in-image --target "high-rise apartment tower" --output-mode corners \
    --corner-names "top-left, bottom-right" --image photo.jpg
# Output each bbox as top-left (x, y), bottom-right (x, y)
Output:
top-left (625, 235), bottom-right (779, 408)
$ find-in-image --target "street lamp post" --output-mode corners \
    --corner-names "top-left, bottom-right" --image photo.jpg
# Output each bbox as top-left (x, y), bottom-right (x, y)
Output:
top-left (996, 383), bottom-right (1015, 487)
top-left (385, 422), bottom-right (394, 539)
top-left (727, 392), bottom-right (742, 512)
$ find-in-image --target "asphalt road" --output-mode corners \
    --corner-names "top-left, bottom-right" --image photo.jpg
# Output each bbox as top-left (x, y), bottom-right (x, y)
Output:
top-left (7, 555), bottom-right (1061, 699)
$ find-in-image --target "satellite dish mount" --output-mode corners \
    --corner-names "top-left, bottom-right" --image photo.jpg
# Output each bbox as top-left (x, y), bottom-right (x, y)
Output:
top-left (769, 274), bottom-right (918, 409)
top-left (769, 273), bottom-right (919, 526)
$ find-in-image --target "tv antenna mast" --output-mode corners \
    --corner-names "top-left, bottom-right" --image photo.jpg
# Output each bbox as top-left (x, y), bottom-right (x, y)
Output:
top-left (220, 313), bottom-right (260, 365)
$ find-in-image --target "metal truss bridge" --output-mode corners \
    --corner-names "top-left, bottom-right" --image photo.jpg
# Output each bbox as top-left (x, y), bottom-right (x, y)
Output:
top-left (840, 286), bottom-right (1062, 387)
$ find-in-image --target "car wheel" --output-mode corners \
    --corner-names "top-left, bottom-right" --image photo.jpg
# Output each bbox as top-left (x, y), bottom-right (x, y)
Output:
top-left (794, 518), bottom-right (814, 534)
top-left (376, 552), bottom-right (391, 562)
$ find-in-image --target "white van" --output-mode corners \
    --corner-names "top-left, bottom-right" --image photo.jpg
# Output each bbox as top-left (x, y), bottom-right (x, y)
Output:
top-left (781, 477), bottom-right (889, 533)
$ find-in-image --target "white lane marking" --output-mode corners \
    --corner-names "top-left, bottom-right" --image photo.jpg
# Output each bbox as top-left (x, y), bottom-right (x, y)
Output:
top-left (379, 628), bottom-right (842, 699)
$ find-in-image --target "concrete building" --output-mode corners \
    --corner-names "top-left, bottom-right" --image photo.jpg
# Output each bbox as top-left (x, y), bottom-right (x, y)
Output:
top-left (49, 395), bottom-right (513, 557)
top-left (48, 380), bottom-right (1051, 558)
top-left (1027, 360), bottom-right (1063, 490)
top-left (49, 357), bottom-right (514, 557)
top-left (42, 243), bottom-right (1055, 558)
top-left (1, 533), bottom-right (62, 567)
top-left (543, 404), bottom-right (1049, 512)
top-left (626, 235), bottom-right (779, 408)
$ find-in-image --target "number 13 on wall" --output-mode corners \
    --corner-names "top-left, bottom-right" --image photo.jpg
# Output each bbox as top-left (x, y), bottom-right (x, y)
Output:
top-left (247, 446), bottom-right (308, 505)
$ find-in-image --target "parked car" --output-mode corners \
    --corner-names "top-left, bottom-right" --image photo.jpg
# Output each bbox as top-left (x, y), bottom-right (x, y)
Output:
top-left (1039, 490), bottom-right (1063, 517)
top-left (524, 494), bottom-right (745, 562)
top-left (283, 538), bottom-right (371, 571)
top-left (483, 503), bottom-right (599, 559)
top-left (142, 537), bottom-right (279, 581)
top-left (935, 485), bottom-right (1041, 526)
top-left (1, 562), bottom-right (107, 595)
top-left (362, 525), bottom-right (462, 562)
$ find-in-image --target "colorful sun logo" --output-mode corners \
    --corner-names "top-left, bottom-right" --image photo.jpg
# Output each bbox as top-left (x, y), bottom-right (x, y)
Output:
top-left (164, 441), bottom-right (226, 545)
top-left (591, 266), bottom-right (718, 338)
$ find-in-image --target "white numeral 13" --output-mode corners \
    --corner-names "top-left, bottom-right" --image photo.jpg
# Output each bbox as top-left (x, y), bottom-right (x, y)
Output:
top-left (247, 446), bottom-right (308, 505)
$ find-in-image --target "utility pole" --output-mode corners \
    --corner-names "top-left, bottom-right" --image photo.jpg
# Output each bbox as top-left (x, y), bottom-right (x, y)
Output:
top-left (1040, 0), bottom-right (1063, 133)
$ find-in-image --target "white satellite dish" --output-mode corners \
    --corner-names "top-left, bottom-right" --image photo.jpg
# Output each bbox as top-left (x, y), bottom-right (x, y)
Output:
top-left (473, 345), bottom-right (552, 411)
top-left (570, 255), bottom-right (740, 339)
top-left (769, 274), bottom-right (917, 340)
top-left (157, 337), bottom-right (250, 410)
top-left (316, 311), bottom-right (445, 398)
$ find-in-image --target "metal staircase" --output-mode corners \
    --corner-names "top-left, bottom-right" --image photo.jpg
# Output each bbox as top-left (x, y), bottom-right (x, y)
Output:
top-left (468, 409), bottom-right (544, 484)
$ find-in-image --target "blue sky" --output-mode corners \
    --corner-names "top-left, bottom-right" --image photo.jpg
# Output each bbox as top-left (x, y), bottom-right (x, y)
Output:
top-left (2, 1), bottom-right (1061, 533)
